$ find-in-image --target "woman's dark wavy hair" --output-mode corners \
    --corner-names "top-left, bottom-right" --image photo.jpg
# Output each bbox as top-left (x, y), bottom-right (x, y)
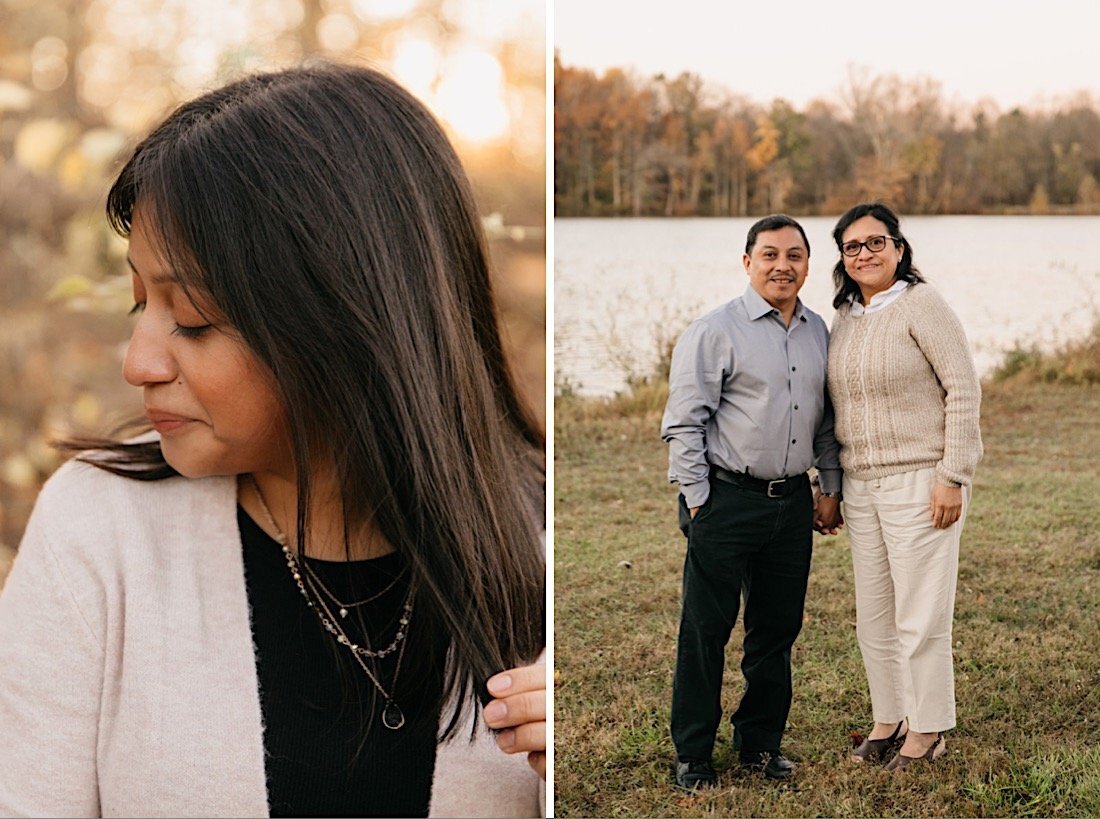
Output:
top-left (69, 62), bottom-right (545, 739)
top-left (831, 201), bottom-right (925, 309)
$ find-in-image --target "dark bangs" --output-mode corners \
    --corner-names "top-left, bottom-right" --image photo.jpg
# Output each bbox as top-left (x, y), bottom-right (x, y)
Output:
top-left (80, 63), bottom-right (546, 740)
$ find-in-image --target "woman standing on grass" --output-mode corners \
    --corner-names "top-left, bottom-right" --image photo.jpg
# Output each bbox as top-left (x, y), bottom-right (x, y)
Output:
top-left (826, 202), bottom-right (982, 770)
top-left (0, 63), bottom-right (545, 817)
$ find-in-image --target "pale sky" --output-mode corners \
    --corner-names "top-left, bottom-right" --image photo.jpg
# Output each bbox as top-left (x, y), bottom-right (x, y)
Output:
top-left (554, 0), bottom-right (1100, 111)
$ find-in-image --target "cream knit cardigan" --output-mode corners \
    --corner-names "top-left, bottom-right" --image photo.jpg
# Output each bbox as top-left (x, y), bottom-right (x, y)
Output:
top-left (827, 282), bottom-right (983, 485)
top-left (0, 460), bottom-right (543, 818)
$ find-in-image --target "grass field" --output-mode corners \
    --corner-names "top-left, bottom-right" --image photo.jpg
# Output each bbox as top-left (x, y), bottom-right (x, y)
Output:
top-left (553, 381), bottom-right (1100, 817)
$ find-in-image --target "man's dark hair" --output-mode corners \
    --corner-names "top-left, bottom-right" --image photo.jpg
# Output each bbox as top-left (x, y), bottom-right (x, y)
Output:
top-left (66, 62), bottom-right (545, 740)
top-left (745, 213), bottom-right (810, 256)
top-left (830, 201), bottom-right (926, 308)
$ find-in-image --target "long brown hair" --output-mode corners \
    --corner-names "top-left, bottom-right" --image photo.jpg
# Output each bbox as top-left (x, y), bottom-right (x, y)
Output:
top-left (71, 62), bottom-right (545, 738)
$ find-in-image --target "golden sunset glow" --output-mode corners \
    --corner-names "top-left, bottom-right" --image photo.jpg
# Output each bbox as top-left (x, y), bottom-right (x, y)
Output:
top-left (434, 48), bottom-right (509, 143)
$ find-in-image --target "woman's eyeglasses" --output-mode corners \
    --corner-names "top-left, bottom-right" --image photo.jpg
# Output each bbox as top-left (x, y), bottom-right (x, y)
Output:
top-left (840, 235), bottom-right (898, 257)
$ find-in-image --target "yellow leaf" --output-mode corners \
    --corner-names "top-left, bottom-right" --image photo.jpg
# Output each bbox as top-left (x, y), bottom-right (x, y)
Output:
top-left (58, 148), bottom-right (89, 191)
top-left (0, 80), bottom-right (32, 113)
top-left (73, 393), bottom-right (103, 428)
top-left (1, 454), bottom-right (37, 490)
top-left (14, 118), bottom-right (71, 172)
top-left (46, 275), bottom-right (94, 301)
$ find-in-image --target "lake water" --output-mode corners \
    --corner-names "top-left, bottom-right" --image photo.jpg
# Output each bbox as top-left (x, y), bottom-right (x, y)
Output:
top-left (554, 216), bottom-right (1100, 396)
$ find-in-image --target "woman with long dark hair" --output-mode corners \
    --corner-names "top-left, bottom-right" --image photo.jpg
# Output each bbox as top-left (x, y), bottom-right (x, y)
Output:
top-left (0, 63), bottom-right (546, 817)
top-left (826, 202), bottom-right (981, 771)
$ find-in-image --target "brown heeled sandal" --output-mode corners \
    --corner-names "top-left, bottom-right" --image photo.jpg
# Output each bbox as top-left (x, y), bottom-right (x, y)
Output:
top-left (884, 733), bottom-right (946, 771)
top-left (850, 719), bottom-right (907, 763)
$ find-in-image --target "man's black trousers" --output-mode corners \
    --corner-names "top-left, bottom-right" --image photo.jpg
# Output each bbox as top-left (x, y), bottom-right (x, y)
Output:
top-left (671, 474), bottom-right (813, 762)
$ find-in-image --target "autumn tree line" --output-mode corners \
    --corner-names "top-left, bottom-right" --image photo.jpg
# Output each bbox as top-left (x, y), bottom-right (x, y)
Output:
top-left (554, 56), bottom-right (1100, 217)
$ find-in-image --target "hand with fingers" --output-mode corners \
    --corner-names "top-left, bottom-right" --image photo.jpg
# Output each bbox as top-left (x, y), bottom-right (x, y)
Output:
top-left (813, 489), bottom-right (843, 535)
top-left (930, 484), bottom-right (963, 529)
top-left (483, 664), bottom-right (547, 780)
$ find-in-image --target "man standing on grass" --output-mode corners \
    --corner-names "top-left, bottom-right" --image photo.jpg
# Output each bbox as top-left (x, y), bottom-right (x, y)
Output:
top-left (661, 213), bottom-right (842, 790)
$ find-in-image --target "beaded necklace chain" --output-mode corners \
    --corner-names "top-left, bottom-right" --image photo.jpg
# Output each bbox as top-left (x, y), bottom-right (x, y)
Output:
top-left (248, 475), bottom-right (412, 729)
top-left (302, 558), bottom-right (407, 619)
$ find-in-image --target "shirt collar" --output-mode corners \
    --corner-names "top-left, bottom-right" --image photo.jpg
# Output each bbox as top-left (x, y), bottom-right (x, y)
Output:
top-left (848, 277), bottom-right (909, 306)
top-left (742, 283), bottom-right (805, 322)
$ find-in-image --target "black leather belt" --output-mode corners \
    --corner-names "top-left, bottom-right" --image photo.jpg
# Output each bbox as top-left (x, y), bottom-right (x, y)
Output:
top-left (711, 466), bottom-right (808, 498)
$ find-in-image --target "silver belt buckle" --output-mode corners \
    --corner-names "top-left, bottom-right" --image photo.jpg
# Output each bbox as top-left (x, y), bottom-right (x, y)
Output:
top-left (766, 479), bottom-right (786, 498)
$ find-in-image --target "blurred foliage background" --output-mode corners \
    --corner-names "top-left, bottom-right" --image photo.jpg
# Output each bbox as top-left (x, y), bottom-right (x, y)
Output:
top-left (555, 56), bottom-right (1100, 217)
top-left (0, 0), bottom-right (546, 562)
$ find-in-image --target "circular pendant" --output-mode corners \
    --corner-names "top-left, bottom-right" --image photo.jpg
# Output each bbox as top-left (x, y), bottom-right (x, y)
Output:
top-left (382, 700), bottom-right (405, 730)
top-left (339, 607), bottom-right (349, 618)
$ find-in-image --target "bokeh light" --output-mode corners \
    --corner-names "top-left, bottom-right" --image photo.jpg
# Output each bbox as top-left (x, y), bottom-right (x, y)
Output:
top-left (391, 35), bottom-right (439, 100)
top-left (316, 13), bottom-right (360, 52)
top-left (436, 47), bottom-right (509, 143)
top-left (30, 37), bottom-right (69, 92)
top-left (351, 0), bottom-right (420, 22)
top-left (0, 0), bottom-right (547, 552)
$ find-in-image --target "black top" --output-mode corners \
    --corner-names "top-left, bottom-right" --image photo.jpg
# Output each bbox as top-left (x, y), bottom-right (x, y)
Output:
top-left (239, 507), bottom-right (445, 818)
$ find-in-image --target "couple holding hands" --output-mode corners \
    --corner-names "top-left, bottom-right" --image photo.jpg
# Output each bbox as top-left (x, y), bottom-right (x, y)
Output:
top-left (662, 203), bottom-right (983, 790)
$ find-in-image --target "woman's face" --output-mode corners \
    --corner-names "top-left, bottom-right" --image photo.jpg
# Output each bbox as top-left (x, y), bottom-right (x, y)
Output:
top-left (123, 207), bottom-right (292, 480)
top-left (840, 215), bottom-right (904, 301)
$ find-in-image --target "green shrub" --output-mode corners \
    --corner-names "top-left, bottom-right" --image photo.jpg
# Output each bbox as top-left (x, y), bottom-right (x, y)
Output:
top-left (992, 318), bottom-right (1100, 385)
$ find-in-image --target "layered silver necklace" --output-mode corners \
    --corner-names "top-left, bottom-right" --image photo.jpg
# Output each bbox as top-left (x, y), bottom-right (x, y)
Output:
top-left (248, 475), bottom-right (413, 730)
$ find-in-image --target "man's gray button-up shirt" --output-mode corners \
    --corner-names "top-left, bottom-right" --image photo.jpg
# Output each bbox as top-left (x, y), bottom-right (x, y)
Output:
top-left (661, 284), bottom-right (842, 509)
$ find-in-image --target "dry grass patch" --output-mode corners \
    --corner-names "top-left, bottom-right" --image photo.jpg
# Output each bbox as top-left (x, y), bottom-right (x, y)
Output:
top-left (554, 383), bottom-right (1100, 817)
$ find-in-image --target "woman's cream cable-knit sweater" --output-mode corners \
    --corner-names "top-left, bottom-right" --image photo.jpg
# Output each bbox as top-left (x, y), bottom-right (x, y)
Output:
top-left (827, 282), bottom-right (983, 485)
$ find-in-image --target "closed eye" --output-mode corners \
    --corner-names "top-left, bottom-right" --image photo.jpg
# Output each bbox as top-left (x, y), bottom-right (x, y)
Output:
top-left (128, 302), bottom-right (146, 316)
top-left (171, 323), bottom-right (214, 339)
